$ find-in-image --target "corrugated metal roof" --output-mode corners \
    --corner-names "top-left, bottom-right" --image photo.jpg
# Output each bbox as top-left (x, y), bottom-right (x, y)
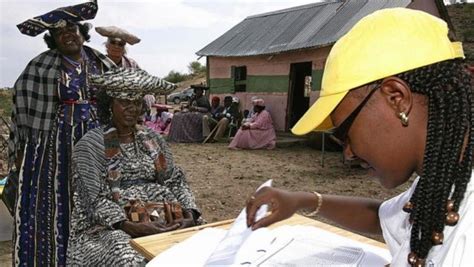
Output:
top-left (196, 0), bottom-right (411, 57)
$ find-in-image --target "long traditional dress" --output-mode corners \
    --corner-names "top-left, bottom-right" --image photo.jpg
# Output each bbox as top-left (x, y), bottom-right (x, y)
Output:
top-left (168, 96), bottom-right (211, 143)
top-left (228, 110), bottom-right (276, 150)
top-left (168, 112), bottom-right (205, 142)
top-left (67, 126), bottom-right (202, 265)
top-left (10, 46), bottom-right (114, 266)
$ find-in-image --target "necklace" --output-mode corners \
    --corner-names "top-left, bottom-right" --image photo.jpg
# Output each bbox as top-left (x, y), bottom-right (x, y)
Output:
top-left (63, 55), bottom-right (83, 74)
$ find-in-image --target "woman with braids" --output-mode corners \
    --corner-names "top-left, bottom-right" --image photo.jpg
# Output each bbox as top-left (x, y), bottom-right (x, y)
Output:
top-left (246, 8), bottom-right (472, 267)
top-left (8, 2), bottom-right (115, 265)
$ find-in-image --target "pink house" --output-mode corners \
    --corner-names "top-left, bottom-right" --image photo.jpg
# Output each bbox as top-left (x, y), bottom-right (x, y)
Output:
top-left (197, 0), bottom-right (454, 131)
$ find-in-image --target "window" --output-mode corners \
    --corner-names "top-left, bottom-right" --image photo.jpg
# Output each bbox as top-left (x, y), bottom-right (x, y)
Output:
top-left (232, 66), bottom-right (247, 92)
top-left (234, 66), bottom-right (247, 81)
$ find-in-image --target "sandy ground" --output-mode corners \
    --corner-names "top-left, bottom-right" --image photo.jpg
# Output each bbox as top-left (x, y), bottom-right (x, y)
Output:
top-left (0, 141), bottom-right (411, 266)
top-left (172, 142), bottom-right (410, 222)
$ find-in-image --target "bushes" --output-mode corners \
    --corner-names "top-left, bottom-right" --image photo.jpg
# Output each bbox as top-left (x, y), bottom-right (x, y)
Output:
top-left (164, 61), bottom-right (207, 83)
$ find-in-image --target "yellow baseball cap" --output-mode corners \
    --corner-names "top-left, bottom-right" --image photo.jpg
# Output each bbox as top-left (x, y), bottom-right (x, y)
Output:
top-left (291, 8), bottom-right (464, 135)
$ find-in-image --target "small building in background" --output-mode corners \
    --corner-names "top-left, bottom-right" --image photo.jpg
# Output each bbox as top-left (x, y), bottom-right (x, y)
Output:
top-left (196, 0), bottom-right (453, 131)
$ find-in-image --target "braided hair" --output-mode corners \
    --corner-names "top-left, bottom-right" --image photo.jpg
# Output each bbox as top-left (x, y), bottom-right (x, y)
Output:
top-left (396, 59), bottom-right (472, 265)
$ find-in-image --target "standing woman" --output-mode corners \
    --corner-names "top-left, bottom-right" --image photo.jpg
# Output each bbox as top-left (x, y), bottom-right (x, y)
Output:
top-left (246, 8), bottom-right (472, 266)
top-left (95, 25), bottom-right (141, 68)
top-left (9, 2), bottom-right (115, 266)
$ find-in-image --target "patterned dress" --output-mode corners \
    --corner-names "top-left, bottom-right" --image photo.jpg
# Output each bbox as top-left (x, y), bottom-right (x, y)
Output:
top-left (228, 110), bottom-right (276, 150)
top-left (168, 95), bottom-right (211, 143)
top-left (13, 48), bottom-right (106, 266)
top-left (67, 126), bottom-right (202, 266)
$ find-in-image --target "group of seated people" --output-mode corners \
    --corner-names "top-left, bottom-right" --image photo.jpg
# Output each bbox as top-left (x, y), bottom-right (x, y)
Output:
top-left (8, 4), bottom-right (472, 266)
top-left (144, 86), bottom-right (277, 150)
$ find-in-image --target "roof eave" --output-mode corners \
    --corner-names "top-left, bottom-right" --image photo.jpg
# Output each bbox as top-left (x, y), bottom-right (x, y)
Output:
top-left (196, 41), bottom-right (336, 58)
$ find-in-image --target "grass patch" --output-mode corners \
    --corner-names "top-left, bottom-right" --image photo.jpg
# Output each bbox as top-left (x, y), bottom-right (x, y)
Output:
top-left (0, 90), bottom-right (12, 117)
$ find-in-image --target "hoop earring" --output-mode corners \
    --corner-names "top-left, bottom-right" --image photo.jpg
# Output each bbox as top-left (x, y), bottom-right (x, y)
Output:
top-left (399, 112), bottom-right (409, 127)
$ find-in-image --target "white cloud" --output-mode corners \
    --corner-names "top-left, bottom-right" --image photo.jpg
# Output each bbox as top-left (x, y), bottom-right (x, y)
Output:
top-left (94, 1), bottom-right (222, 30)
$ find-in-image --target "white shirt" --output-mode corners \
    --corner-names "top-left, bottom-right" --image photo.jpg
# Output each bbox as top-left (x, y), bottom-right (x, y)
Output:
top-left (379, 171), bottom-right (474, 266)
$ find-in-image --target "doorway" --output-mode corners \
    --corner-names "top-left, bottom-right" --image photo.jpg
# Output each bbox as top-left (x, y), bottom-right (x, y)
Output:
top-left (287, 62), bottom-right (312, 130)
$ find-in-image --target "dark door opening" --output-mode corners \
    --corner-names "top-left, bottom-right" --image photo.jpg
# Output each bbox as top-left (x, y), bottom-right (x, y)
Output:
top-left (287, 62), bottom-right (312, 130)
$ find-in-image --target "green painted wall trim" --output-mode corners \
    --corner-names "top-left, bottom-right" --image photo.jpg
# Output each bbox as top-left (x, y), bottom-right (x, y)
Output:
top-left (312, 69), bottom-right (324, 91)
top-left (209, 78), bottom-right (234, 93)
top-left (247, 75), bottom-right (289, 93)
top-left (209, 75), bottom-right (289, 93)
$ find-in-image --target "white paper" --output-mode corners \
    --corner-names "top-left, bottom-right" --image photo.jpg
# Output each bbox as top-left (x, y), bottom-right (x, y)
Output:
top-left (148, 179), bottom-right (273, 267)
top-left (147, 178), bottom-right (391, 266)
top-left (248, 225), bottom-right (391, 267)
top-left (146, 228), bottom-right (227, 266)
top-left (205, 179), bottom-right (273, 265)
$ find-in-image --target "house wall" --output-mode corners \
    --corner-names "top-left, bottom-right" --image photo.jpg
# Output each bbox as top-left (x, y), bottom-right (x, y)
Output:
top-left (208, 47), bottom-right (331, 131)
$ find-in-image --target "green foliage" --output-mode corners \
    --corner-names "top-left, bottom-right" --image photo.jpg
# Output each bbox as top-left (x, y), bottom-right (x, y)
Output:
top-left (447, 3), bottom-right (474, 63)
top-left (187, 61), bottom-right (206, 76)
top-left (164, 70), bottom-right (189, 83)
top-left (163, 61), bottom-right (206, 83)
top-left (0, 89), bottom-right (13, 117)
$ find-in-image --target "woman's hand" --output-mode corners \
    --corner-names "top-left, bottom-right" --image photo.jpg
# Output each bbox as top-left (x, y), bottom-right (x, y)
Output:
top-left (175, 210), bottom-right (196, 229)
top-left (246, 187), bottom-right (303, 230)
top-left (241, 124), bottom-right (251, 130)
top-left (120, 220), bottom-right (180, 238)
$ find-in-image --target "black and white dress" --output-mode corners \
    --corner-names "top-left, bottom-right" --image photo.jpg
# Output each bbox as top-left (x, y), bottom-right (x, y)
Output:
top-left (66, 126), bottom-right (202, 265)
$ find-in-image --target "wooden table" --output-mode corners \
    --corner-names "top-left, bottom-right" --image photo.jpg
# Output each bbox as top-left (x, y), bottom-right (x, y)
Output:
top-left (130, 214), bottom-right (386, 261)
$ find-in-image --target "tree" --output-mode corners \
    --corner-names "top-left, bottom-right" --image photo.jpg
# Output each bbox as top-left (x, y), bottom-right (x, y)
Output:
top-left (164, 70), bottom-right (188, 83)
top-left (187, 61), bottom-right (206, 76)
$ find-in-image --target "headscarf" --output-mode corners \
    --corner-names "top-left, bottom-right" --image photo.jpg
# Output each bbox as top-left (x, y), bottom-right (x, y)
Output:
top-left (252, 98), bottom-right (265, 107)
top-left (211, 96), bottom-right (220, 104)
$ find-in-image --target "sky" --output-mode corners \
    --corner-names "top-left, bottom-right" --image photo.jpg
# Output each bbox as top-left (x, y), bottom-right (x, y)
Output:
top-left (0, 0), bottom-right (322, 88)
top-left (1, 0), bottom-right (471, 88)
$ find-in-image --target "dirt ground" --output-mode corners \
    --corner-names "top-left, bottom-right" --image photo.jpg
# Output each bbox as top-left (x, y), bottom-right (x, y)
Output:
top-left (0, 141), bottom-right (411, 265)
top-left (173, 140), bottom-right (417, 250)
top-left (170, 142), bottom-right (410, 223)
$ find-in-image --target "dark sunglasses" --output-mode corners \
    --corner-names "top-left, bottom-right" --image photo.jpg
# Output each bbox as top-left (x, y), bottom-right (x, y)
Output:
top-left (329, 82), bottom-right (381, 147)
top-left (110, 40), bottom-right (126, 47)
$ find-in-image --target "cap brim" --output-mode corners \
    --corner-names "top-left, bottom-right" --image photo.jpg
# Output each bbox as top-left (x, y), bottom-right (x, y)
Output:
top-left (291, 91), bottom-right (348, 135)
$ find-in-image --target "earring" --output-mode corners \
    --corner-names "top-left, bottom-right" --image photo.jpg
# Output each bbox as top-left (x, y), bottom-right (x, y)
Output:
top-left (399, 112), bottom-right (409, 127)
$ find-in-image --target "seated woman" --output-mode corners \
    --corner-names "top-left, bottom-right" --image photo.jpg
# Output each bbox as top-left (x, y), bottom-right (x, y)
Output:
top-left (67, 68), bottom-right (203, 265)
top-left (145, 103), bottom-right (174, 135)
top-left (229, 98), bottom-right (276, 150)
top-left (168, 85), bottom-right (211, 142)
